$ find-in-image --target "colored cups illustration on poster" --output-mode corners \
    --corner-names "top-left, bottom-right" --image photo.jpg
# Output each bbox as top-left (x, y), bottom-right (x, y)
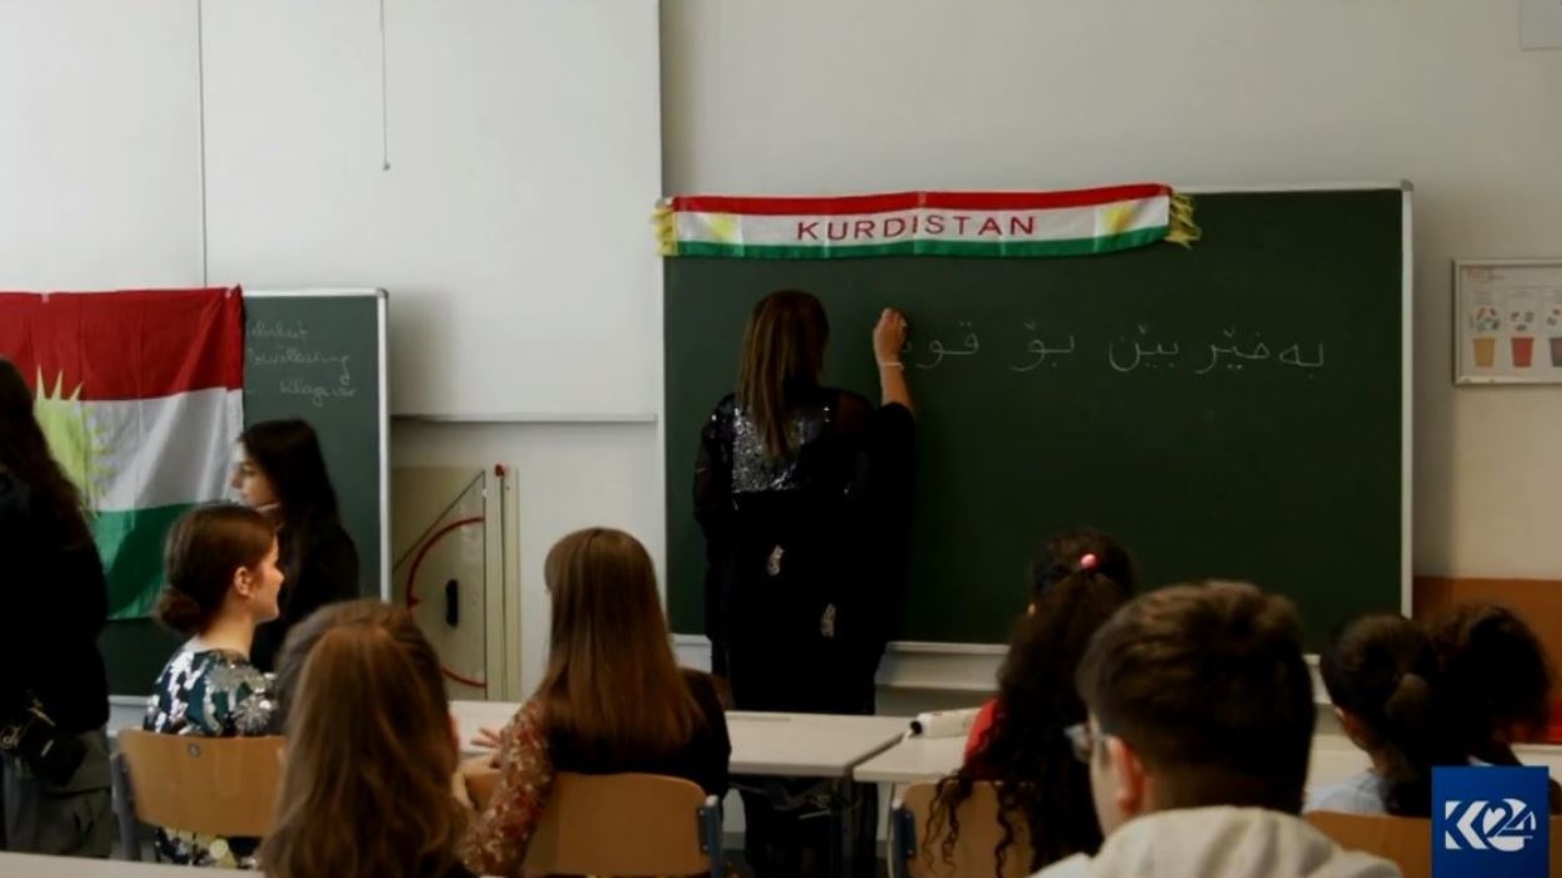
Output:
top-left (1456, 262), bottom-right (1562, 384)
top-left (1468, 297), bottom-right (1501, 369)
top-left (1508, 290), bottom-right (1539, 369)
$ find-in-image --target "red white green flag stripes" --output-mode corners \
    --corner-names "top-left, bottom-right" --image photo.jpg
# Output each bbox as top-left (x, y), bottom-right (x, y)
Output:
top-left (656, 184), bottom-right (1199, 259)
top-left (0, 288), bottom-right (245, 618)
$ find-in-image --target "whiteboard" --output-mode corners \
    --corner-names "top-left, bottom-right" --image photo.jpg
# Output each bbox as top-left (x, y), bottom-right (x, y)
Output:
top-left (202, 0), bottom-right (662, 418)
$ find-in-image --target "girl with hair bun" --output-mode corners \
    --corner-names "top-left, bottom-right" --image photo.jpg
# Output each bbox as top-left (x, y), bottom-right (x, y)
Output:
top-left (142, 502), bottom-right (284, 867)
top-left (1307, 614), bottom-right (1467, 815)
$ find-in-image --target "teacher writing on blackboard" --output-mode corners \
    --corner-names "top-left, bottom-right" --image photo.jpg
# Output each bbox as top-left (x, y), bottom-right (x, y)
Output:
top-left (694, 290), bottom-right (915, 714)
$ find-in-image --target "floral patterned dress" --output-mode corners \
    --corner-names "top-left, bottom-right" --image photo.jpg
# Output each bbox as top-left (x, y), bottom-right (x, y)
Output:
top-left (459, 700), bottom-right (553, 877)
top-left (142, 648), bottom-right (277, 869)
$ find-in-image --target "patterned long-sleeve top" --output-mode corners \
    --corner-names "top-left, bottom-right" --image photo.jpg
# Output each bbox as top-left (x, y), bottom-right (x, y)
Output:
top-left (459, 700), bottom-right (554, 877)
top-left (458, 672), bottom-right (732, 877)
top-left (143, 647), bottom-right (277, 869)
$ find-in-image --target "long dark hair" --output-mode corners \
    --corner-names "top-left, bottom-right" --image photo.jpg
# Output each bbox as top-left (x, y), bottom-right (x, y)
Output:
top-left (736, 290), bottom-right (829, 460)
top-left (927, 531), bottom-right (1134, 874)
top-left (1432, 604), bottom-right (1555, 757)
top-left (1028, 528), bottom-right (1134, 603)
top-left (0, 358), bottom-right (90, 545)
top-left (1320, 614), bottom-right (1466, 816)
top-left (238, 419), bottom-right (342, 584)
top-left (538, 528), bottom-right (704, 760)
top-left (263, 601), bottom-right (467, 878)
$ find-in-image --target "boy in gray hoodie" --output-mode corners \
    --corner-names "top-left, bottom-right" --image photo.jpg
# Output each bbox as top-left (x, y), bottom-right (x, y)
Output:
top-left (1036, 582), bottom-right (1400, 878)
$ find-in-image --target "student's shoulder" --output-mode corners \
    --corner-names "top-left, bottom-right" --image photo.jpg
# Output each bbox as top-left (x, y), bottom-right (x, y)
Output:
top-left (0, 470), bottom-right (29, 510)
top-left (194, 652), bottom-right (273, 706)
top-left (680, 669), bottom-right (731, 718)
top-left (0, 471), bottom-right (38, 533)
top-left (680, 667), bottom-right (724, 702)
top-left (1304, 771), bottom-right (1388, 815)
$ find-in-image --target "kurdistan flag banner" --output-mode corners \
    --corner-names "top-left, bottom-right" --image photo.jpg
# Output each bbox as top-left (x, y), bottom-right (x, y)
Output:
top-left (656, 183), bottom-right (1199, 259)
top-left (0, 287), bottom-right (245, 619)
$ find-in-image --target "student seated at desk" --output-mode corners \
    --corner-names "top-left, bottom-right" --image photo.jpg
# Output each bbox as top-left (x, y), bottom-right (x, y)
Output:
top-left (929, 530), bottom-right (1133, 872)
top-left (262, 601), bottom-right (473, 878)
top-left (1307, 614), bottom-right (1466, 815)
top-left (1036, 582), bottom-right (1395, 878)
top-left (962, 529), bottom-right (1134, 764)
top-left (1431, 603), bottom-right (1562, 812)
top-left (461, 528), bottom-right (731, 877)
top-left (143, 504), bottom-right (283, 868)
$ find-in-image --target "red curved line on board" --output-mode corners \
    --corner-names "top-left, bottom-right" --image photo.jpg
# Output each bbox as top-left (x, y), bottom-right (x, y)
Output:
top-left (405, 515), bottom-right (488, 689)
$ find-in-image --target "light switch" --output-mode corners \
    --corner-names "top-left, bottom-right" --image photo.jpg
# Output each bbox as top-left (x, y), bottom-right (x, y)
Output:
top-left (1521, 0), bottom-right (1562, 49)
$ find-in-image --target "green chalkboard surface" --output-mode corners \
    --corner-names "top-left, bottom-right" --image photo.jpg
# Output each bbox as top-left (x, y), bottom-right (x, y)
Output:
top-left (101, 289), bottom-right (389, 696)
top-left (665, 188), bottom-right (1407, 650)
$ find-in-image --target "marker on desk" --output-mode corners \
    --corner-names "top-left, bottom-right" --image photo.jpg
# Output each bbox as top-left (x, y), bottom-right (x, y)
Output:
top-left (909, 707), bottom-right (981, 739)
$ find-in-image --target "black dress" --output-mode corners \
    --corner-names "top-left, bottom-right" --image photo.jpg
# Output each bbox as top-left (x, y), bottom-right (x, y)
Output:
top-left (249, 520), bottom-right (360, 672)
top-left (695, 388), bottom-right (914, 877)
top-left (695, 387), bottom-right (914, 714)
top-left (0, 472), bottom-right (110, 738)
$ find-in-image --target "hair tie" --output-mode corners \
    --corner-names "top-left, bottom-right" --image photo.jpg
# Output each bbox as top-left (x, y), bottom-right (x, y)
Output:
top-left (1078, 553), bottom-right (1099, 572)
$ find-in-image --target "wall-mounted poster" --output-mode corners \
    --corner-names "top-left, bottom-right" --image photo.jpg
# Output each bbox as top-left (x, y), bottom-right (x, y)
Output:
top-left (1454, 259), bottom-right (1562, 385)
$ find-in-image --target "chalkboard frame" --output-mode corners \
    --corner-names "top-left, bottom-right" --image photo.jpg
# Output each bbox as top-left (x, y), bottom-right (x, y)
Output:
top-left (663, 182), bottom-right (1415, 656)
top-left (248, 288), bottom-right (391, 600)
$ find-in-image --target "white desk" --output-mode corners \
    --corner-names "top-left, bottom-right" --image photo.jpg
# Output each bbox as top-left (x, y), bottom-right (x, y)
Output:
top-left (853, 734), bottom-right (963, 784)
top-left (451, 701), bottom-right (909, 779)
top-left (848, 734), bottom-right (1389, 792)
top-left (0, 852), bottom-right (194, 878)
top-left (725, 711), bottom-right (908, 777)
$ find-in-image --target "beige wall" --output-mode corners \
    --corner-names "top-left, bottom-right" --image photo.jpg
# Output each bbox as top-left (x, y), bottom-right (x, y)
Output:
top-left (661, 0), bottom-right (1562, 583)
top-left (7, 3), bottom-right (1562, 699)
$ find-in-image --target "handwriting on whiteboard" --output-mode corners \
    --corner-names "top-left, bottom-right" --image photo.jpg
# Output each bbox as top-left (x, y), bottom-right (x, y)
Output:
top-left (246, 319), bottom-right (358, 408)
top-left (906, 321), bottom-right (1326, 377)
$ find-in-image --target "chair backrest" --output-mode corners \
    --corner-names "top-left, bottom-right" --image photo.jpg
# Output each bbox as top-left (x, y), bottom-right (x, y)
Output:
top-left (520, 772), bottom-right (722, 878)
top-left (893, 781), bottom-right (1033, 878)
top-left (1305, 812), bottom-right (1431, 878)
top-left (466, 765), bottom-right (501, 810)
top-left (116, 729), bottom-right (285, 839)
top-left (1309, 811), bottom-right (1562, 878)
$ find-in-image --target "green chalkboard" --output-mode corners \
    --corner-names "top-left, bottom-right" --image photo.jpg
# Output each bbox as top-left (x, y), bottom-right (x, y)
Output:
top-left (665, 188), bottom-right (1407, 650)
top-left (101, 289), bottom-right (389, 696)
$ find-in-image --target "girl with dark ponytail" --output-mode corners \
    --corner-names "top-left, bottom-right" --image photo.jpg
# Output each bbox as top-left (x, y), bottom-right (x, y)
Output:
top-left (1308, 614), bottom-right (1467, 815)
top-left (925, 528), bottom-right (1135, 875)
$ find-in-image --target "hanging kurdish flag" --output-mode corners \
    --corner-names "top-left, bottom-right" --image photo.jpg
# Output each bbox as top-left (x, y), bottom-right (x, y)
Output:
top-left (656, 183), bottom-right (1199, 259)
top-left (0, 287), bottom-right (245, 619)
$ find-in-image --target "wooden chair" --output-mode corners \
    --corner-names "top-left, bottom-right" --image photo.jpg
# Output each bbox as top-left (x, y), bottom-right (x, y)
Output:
top-left (463, 761), bottom-right (501, 809)
top-left (112, 729), bottom-right (285, 862)
top-left (1305, 812), bottom-right (1431, 878)
top-left (1308, 811), bottom-right (1562, 878)
top-left (891, 781), bottom-right (1033, 878)
top-left (518, 772), bottom-right (724, 878)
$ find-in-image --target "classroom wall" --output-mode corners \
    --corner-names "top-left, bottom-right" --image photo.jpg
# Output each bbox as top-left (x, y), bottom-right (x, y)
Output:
top-left (394, 422), bottom-right (663, 697)
top-left (661, 0), bottom-right (1562, 587)
top-left (7, 1), bottom-right (1562, 699)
